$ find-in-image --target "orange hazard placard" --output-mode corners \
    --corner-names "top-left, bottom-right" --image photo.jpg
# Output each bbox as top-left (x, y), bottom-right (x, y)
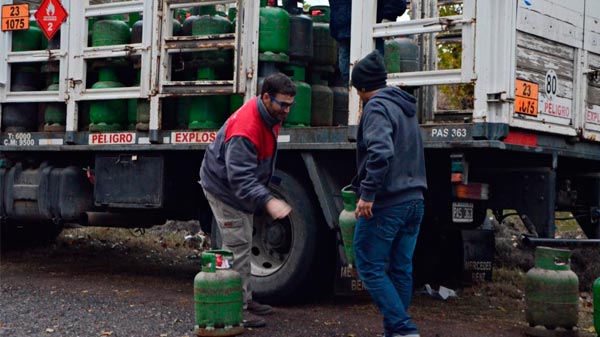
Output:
top-left (1, 4), bottom-right (30, 31)
top-left (515, 79), bottom-right (539, 117)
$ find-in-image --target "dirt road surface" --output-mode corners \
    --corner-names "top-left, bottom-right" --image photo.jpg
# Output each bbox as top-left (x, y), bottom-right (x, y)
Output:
top-left (0, 227), bottom-right (596, 337)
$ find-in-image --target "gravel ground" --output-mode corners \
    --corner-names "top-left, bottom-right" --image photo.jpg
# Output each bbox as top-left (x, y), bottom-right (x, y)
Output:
top-left (0, 224), bottom-right (597, 337)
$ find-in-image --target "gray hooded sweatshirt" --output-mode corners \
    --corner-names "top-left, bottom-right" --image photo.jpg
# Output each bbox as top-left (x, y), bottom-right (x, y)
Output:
top-left (351, 87), bottom-right (427, 209)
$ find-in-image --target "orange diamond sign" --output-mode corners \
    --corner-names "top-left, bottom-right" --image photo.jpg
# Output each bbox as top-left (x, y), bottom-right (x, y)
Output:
top-left (34, 0), bottom-right (68, 40)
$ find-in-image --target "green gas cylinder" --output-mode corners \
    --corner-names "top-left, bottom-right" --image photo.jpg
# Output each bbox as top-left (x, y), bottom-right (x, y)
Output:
top-left (189, 68), bottom-right (229, 129)
top-left (259, 6), bottom-right (290, 55)
top-left (309, 6), bottom-right (337, 67)
top-left (12, 21), bottom-right (42, 52)
top-left (193, 7), bottom-right (234, 66)
top-left (230, 94), bottom-right (244, 115)
top-left (283, 66), bottom-right (311, 128)
top-left (127, 70), bottom-right (141, 131)
top-left (331, 85), bottom-right (349, 126)
top-left (339, 185), bottom-right (356, 266)
top-left (89, 67), bottom-right (128, 131)
top-left (44, 72), bottom-right (66, 132)
top-left (288, 10), bottom-right (313, 64)
top-left (92, 17), bottom-right (131, 46)
top-left (525, 247), bottom-right (579, 330)
top-left (194, 250), bottom-right (244, 336)
top-left (385, 37), bottom-right (420, 73)
top-left (594, 277), bottom-right (600, 336)
top-left (310, 76), bottom-right (333, 126)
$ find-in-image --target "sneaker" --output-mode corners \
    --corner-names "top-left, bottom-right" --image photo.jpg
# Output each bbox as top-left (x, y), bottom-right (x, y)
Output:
top-left (242, 311), bottom-right (266, 328)
top-left (247, 301), bottom-right (273, 315)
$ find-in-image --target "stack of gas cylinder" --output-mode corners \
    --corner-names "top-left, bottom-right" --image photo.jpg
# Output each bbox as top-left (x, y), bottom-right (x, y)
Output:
top-left (3, 3), bottom-right (421, 133)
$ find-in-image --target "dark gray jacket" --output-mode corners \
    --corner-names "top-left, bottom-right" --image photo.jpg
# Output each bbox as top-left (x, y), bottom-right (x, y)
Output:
top-left (351, 87), bottom-right (427, 209)
top-left (199, 98), bottom-right (279, 213)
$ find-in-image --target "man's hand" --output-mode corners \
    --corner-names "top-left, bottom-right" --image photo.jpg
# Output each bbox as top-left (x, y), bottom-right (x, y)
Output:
top-left (266, 198), bottom-right (292, 220)
top-left (355, 198), bottom-right (374, 220)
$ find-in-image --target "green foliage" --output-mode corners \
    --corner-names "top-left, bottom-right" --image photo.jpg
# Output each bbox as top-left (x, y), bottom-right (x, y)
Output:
top-left (437, 4), bottom-right (473, 110)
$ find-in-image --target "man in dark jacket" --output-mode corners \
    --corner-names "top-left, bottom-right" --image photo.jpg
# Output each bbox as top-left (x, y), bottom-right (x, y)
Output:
top-left (350, 50), bottom-right (427, 337)
top-left (329, 0), bottom-right (407, 83)
top-left (199, 73), bottom-right (296, 328)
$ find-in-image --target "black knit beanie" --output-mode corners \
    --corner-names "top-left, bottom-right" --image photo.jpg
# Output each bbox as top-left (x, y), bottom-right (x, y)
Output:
top-left (351, 50), bottom-right (387, 92)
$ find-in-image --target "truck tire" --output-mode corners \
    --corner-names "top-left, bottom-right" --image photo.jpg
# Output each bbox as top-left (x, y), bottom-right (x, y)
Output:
top-left (210, 169), bottom-right (328, 304)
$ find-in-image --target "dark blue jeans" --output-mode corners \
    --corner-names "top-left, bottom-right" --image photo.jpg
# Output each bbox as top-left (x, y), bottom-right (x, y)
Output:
top-left (337, 39), bottom-right (385, 85)
top-left (354, 199), bottom-right (424, 337)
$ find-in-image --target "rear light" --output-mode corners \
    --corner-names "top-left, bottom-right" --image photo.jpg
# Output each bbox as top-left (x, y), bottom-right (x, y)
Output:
top-left (454, 183), bottom-right (489, 200)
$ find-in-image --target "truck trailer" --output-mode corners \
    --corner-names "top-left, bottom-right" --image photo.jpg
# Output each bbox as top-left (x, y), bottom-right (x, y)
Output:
top-left (1, 0), bottom-right (599, 303)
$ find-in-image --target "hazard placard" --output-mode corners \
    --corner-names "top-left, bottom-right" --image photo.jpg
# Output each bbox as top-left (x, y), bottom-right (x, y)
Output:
top-left (1, 4), bottom-right (29, 32)
top-left (34, 0), bottom-right (68, 40)
top-left (515, 79), bottom-right (539, 117)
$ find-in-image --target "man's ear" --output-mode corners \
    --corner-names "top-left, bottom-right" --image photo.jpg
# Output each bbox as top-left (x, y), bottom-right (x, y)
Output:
top-left (262, 92), bottom-right (270, 102)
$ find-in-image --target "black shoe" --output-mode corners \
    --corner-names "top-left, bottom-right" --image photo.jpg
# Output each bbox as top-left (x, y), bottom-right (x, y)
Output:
top-left (242, 311), bottom-right (266, 328)
top-left (247, 301), bottom-right (273, 315)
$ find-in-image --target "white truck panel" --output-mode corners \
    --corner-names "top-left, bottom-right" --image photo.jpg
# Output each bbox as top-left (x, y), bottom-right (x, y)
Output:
top-left (516, 0), bottom-right (584, 49)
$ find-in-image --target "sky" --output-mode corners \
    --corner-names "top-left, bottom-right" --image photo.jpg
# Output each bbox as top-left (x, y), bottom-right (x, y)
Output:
top-left (304, 0), bottom-right (329, 6)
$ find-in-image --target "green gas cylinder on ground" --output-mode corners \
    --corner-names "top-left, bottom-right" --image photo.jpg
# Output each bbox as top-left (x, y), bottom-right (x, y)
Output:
top-left (525, 246), bottom-right (579, 330)
top-left (259, 6), bottom-right (290, 55)
top-left (194, 250), bottom-right (244, 336)
top-left (594, 277), bottom-right (600, 336)
top-left (44, 72), bottom-right (66, 132)
top-left (89, 67), bottom-right (128, 131)
top-left (339, 185), bottom-right (356, 266)
top-left (189, 68), bottom-right (229, 129)
top-left (283, 66), bottom-right (311, 128)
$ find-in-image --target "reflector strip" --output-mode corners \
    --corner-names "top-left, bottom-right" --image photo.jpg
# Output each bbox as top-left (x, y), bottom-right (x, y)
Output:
top-left (503, 132), bottom-right (537, 147)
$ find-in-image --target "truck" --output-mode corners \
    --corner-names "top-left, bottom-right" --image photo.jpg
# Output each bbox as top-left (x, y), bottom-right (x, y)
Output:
top-left (1, 0), bottom-right (599, 303)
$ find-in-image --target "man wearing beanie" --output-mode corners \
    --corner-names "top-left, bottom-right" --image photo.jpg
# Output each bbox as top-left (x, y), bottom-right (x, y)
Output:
top-left (350, 50), bottom-right (427, 337)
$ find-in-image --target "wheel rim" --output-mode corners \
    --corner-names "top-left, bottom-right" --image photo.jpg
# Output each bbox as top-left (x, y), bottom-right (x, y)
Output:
top-left (251, 211), bottom-right (293, 277)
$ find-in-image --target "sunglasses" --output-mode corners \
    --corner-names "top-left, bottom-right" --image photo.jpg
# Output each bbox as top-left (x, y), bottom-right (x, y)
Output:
top-left (269, 94), bottom-right (296, 109)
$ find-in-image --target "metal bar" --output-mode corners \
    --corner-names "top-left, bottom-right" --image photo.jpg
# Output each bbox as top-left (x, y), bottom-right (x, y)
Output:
top-left (66, 0), bottom-right (85, 133)
top-left (82, 45), bottom-right (145, 59)
top-left (301, 152), bottom-right (342, 230)
top-left (167, 0), bottom-right (235, 8)
top-left (6, 50), bottom-right (66, 63)
top-left (372, 15), bottom-right (466, 38)
top-left (522, 235), bottom-right (600, 247)
top-left (160, 85), bottom-right (234, 96)
top-left (237, 0), bottom-right (260, 97)
top-left (4, 91), bottom-right (63, 103)
top-left (85, 1), bottom-right (145, 18)
top-left (164, 38), bottom-right (236, 51)
top-left (79, 87), bottom-right (141, 101)
top-left (388, 69), bottom-right (464, 87)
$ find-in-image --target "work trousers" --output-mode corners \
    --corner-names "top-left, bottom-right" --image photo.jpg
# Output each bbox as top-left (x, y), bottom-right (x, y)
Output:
top-left (203, 189), bottom-right (254, 305)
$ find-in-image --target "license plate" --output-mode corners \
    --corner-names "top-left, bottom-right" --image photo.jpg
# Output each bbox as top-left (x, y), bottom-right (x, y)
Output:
top-left (452, 202), bottom-right (474, 223)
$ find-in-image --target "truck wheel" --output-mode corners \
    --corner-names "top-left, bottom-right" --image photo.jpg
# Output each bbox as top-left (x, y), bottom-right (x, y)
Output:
top-left (252, 170), bottom-right (327, 304)
top-left (210, 170), bottom-right (329, 304)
